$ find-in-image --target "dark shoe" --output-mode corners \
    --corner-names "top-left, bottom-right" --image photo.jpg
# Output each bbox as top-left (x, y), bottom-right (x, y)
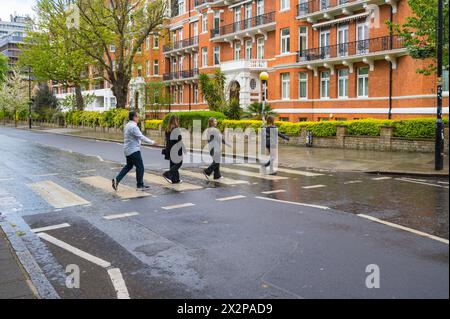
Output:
top-left (163, 173), bottom-right (172, 184)
top-left (112, 178), bottom-right (118, 191)
top-left (137, 185), bottom-right (150, 190)
top-left (203, 170), bottom-right (210, 180)
top-left (264, 161), bottom-right (271, 168)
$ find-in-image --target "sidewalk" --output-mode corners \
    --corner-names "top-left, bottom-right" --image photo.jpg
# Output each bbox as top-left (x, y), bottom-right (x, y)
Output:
top-left (0, 228), bottom-right (36, 299)
top-left (21, 126), bottom-right (450, 176)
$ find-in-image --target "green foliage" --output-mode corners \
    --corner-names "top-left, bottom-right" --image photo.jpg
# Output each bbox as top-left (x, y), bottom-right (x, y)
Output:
top-left (0, 54), bottom-right (7, 84)
top-left (388, 0), bottom-right (449, 75)
top-left (346, 119), bottom-right (393, 136)
top-left (198, 70), bottom-right (226, 112)
top-left (243, 101), bottom-right (277, 120)
top-left (162, 111), bottom-right (226, 130)
top-left (223, 98), bottom-right (243, 120)
top-left (59, 92), bottom-right (95, 111)
top-left (33, 83), bottom-right (58, 113)
top-left (393, 118), bottom-right (449, 138)
top-left (145, 119), bottom-right (163, 130)
top-left (65, 108), bottom-right (129, 128)
top-left (145, 82), bottom-right (171, 118)
top-left (217, 120), bottom-right (263, 132)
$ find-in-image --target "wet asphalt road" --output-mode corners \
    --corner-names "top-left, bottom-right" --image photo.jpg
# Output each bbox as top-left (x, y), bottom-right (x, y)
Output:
top-left (0, 126), bottom-right (448, 299)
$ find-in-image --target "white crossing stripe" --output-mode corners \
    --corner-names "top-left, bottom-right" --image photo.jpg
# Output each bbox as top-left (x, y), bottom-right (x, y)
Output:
top-left (31, 223), bottom-right (71, 233)
top-left (395, 178), bottom-right (449, 189)
top-left (107, 268), bottom-right (130, 299)
top-left (79, 176), bottom-right (151, 199)
top-left (262, 189), bottom-right (286, 195)
top-left (237, 163), bottom-right (324, 177)
top-left (438, 181), bottom-right (449, 185)
top-left (132, 172), bottom-right (202, 192)
top-left (302, 184), bottom-right (326, 189)
top-left (372, 177), bottom-right (392, 181)
top-left (216, 195), bottom-right (246, 202)
top-left (344, 180), bottom-right (363, 185)
top-left (37, 233), bottom-right (112, 268)
top-left (219, 167), bottom-right (288, 181)
top-left (358, 214), bottom-right (449, 245)
top-left (162, 203), bottom-right (195, 210)
top-left (255, 196), bottom-right (329, 210)
top-left (28, 180), bottom-right (90, 209)
top-left (180, 170), bottom-right (249, 185)
top-left (103, 212), bottom-right (139, 220)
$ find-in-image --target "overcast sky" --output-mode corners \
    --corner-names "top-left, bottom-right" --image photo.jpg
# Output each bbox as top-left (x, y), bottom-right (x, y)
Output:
top-left (0, 0), bottom-right (36, 21)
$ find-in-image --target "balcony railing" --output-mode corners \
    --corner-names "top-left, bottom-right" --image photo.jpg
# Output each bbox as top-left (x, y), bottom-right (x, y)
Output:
top-left (220, 59), bottom-right (268, 72)
top-left (297, 0), bottom-right (359, 16)
top-left (211, 12), bottom-right (275, 38)
top-left (163, 36), bottom-right (199, 53)
top-left (297, 35), bottom-right (405, 62)
top-left (194, 0), bottom-right (216, 7)
top-left (163, 68), bottom-right (199, 81)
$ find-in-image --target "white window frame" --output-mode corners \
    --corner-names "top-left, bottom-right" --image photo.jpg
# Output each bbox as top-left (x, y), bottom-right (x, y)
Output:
top-left (280, 0), bottom-right (290, 11)
top-left (338, 69), bottom-right (349, 99)
top-left (280, 28), bottom-right (290, 55)
top-left (202, 13), bottom-right (208, 34)
top-left (257, 37), bottom-right (265, 59)
top-left (153, 34), bottom-right (159, 49)
top-left (298, 72), bottom-right (308, 99)
top-left (202, 47), bottom-right (208, 67)
top-left (213, 46), bottom-right (220, 65)
top-left (320, 71), bottom-right (330, 99)
top-left (357, 67), bottom-right (369, 98)
top-left (234, 42), bottom-right (241, 60)
top-left (153, 60), bottom-right (159, 75)
top-left (245, 39), bottom-right (252, 60)
top-left (281, 73), bottom-right (290, 100)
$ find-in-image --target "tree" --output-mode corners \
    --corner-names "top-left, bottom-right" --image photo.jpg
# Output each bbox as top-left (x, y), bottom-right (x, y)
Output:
top-left (390, 0), bottom-right (449, 75)
top-left (199, 69), bottom-right (226, 112)
top-left (0, 67), bottom-right (29, 127)
top-left (0, 54), bottom-right (7, 84)
top-left (145, 81), bottom-right (171, 119)
top-left (67, 0), bottom-right (167, 108)
top-left (19, 0), bottom-right (93, 110)
top-left (33, 83), bottom-right (58, 120)
top-left (59, 92), bottom-right (95, 111)
top-left (243, 101), bottom-right (276, 120)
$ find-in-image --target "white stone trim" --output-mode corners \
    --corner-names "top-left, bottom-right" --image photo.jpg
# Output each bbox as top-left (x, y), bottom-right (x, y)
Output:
top-left (272, 107), bottom-right (450, 114)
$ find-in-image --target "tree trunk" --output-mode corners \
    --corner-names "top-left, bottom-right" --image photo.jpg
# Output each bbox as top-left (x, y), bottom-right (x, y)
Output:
top-left (111, 74), bottom-right (129, 109)
top-left (75, 84), bottom-right (84, 111)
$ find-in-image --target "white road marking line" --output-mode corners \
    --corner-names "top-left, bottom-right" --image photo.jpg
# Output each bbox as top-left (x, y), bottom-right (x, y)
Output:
top-left (438, 181), bottom-right (449, 185)
top-left (344, 180), bottom-right (363, 185)
top-left (28, 180), bottom-right (90, 208)
top-left (180, 170), bottom-right (249, 185)
top-left (103, 212), bottom-right (139, 220)
top-left (219, 167), bottom-right (288, 181)
top-left (302, 184), bottom-right (327, 189)
top-left (255, 196), bottom-right (329, 210)
top-left (395, 178), bottom-right (449, 189)
top-left (261, 189), bottom-right (286, 195)
top-left (216, 195), bottom-right (246, 202)
top-left (31, 223), bottom-right (71, 233)
top-left (79, 176), bottom-right (151, 199)
top-left (97, 155), bottom-right (104, 162)
top-left (0, 178), bottom-right (13, 182)
top-left (37, 233), bottom-right (112, 268)
top-left (162, 203), bottom-right (195, 210)
top-left (34, 173), bottom-right (59, 177)
top-left (372, 177), bottom-right (392, 181)
top-left (76, 169), bottom-right (96, 173)
top-left (107, 268), bottom-right (130, 299)
top-left (358, 214), bottom-right (449, 245)
top-left (132, 172), bottom-right (202, 191)
top-left (238, 163), bottom-right (324, 177)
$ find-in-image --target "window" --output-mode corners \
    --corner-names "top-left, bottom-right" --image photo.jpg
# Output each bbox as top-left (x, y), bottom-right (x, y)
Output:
top-left (279, 117), bottom-right (289, 122)
top-left (194, 85), bottom-right (199, 103)
top-left (245, 3), bottom-right (252, 28)
top-left (234, 8), bottom-right (241, 31)
top-left (338, 69), bottom-right (349, 98)
top-left (213, 46), bottom-right (220, 65)
top-left (146, 60), bottom-right (150, 77)
top-left (298, 72), bottom-right (307, 99)
top-left (110, 45), bottom-right (116, 52)
top-left (234, 42), bottom-right (241, 60)
top-left (298, 117), bottom-right (308, 122)
top-left (178, 0), bottom-right (185, 15)
top-left (202, 13), bottom-right (208, 33)
top-left (280, 28), bottom-right (290, 54)
top-left (337, 25), bottom-right (349, 57)
top-left (153, 34), bottom-right (159, 49)
top-left (281, 73), bottom-right (290, 100)
top-left (179, 56), bottom-right (183, 72)
top-left (193, 53), bottom-right (198, 69)
top-left (299, 26), bottom-right (308, 53)
top-left (357, 67), bottom-right (369, 97)
top-left (193, 22), bottom-right (199, 43)
top-left (202, 47), bottom-right (208, 67)
top-left (213, 11), bottom-right (220, 36)
top-left (280, 0), bottom-right (290, 11)
top-left (320, 71), bottom-right (330, 99)
top-left (443, 70), bottom-right (449, 92)
top-left (256, 0), bottom-right (264, 16)
top-left (154, 60), bottom-right (159, 75)
top-left (146, 37), bottom-right (150, 50)
top-left (245, 40), bottom-right (252, 60)
top-left (179, 85), bottom-right (183, 103)
top-left (320, 29), bottom-right (330, 58)
top-left (257, 37), bottom-right (265, 59)
top-left (137, 66), bottom-right (142, 77)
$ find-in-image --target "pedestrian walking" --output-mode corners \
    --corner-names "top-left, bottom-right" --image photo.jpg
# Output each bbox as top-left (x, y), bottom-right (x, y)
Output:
top-left (203, 117), bottom-right (230, 180)
top-left (112, 111), bottom-right (155, 191)
top-left (162, 114), bottom-right (185, 184)
top-left (262, 116), bottom-right (289, 175)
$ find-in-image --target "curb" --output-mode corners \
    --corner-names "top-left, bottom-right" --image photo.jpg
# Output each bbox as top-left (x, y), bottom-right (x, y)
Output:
top-left (365, 170), bottom-right (449, 178)
top-left (0, 213), bottom-right (60, 299)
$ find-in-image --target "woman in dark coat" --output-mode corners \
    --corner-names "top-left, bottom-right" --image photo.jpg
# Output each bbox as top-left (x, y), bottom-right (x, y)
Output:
top-left (163, 114), bottom-right (184, 184)
top-left (263, 116), bottom-right (289, 175)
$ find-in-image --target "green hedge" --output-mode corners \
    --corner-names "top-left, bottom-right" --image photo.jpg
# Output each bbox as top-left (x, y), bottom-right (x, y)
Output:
top-left (162, 111), bottom-right (226, 130)
top-left (65, 109), bottom-right (129, 128)
top-left (393, 118), bottom-right (449, 139)
top-left (145, 119), bottom-right (163, 130)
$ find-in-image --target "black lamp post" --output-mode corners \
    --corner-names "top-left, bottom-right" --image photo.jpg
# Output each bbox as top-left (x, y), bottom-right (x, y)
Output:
top-left (435, 0), bottom-right (444, 171)
top-left (28, 66), bottom-right (32, 130)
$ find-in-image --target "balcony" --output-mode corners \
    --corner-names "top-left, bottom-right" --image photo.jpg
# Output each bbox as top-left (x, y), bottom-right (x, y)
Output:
top-left (296, 0), bottom-right (394, 22)
top-left (163, 69), bottom-right (199, 83)
top-left (210, 12), bottom-right (276, 43)
top-left (220, 59), bottom-right (269, 73)
top-left (163, 36), bottom-right (199, 56)
top-left (194, 0), bottom-right (239, 10)
top-left (297, 35), bottom-right (407, 73)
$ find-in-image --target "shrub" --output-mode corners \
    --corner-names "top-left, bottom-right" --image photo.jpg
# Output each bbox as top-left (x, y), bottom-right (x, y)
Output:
top-left (346, 119), bottom-right (393, 136)
top-left (217, 120), bottom-right (262, 132)
top-left (162, 111), bottom-right (226, 130)
top-left (65, 109), bottom-right (129, 128)
top-left (145, 119), bottom-right (163, 130)
top-left (393, 118), bottom-right (449, 139)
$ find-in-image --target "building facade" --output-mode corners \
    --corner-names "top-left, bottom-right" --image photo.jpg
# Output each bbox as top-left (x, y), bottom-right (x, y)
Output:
top-left (160, 0), bottom-right (449, 121)
top-left (0, 15), bottom-right (28, 69)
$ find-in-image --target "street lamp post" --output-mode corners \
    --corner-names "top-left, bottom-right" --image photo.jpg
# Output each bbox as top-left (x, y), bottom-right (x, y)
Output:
top-left (28, 66), bottom-right (32, 130)
top-left (435, 0), bottom-right (444, 171)
top-left (259, 72), bottom-right (269, 127)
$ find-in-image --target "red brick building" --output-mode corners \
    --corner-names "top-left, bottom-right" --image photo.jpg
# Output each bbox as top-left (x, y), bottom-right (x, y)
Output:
top-left (155, 0), bottom-right (449, 121)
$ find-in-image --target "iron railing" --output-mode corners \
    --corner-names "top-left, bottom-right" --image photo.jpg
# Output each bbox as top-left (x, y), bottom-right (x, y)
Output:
top-left (210, 11), bottom-right (275, 38)
top-left (297, 0), bottom-right (359, 16)
top-left (297, 35), bottom-right (405, 62)
top-left (163, 36), bottom-right (199, 53)
top-left (163, 68), bottom-right (199, 81)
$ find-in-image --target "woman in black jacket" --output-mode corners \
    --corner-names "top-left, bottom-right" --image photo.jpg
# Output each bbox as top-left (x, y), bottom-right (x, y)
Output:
top-left (163, 114), bottom-right (184, 184)
top-left (203, 117), bottom-right (230, 180)
top-left (263, 116), bottom-right (289, 175)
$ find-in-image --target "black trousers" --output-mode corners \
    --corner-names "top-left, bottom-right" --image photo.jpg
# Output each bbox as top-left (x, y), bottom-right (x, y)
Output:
top-left (116, 151), bottom-right (144, 187)
top-left (205, 161), bottom-right (222, 179)
top-left (164, 160), bottom-right (182, 183)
